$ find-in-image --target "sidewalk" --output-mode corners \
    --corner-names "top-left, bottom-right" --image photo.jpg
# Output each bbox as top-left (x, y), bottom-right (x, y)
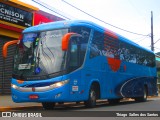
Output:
top-left (0, 95), bottom-right (41, 108)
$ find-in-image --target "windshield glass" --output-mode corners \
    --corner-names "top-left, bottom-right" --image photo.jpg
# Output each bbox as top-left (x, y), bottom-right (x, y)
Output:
top-left (13, 29), bottom-right (68, 79)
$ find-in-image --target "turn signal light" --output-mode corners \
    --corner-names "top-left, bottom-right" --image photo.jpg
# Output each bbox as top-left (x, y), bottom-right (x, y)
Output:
top-left (17, 80), bottom-right (24, 84)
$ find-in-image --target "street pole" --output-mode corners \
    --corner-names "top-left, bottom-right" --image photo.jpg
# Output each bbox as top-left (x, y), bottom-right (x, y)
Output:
top-left (151, 11), bottom-right (154, 51)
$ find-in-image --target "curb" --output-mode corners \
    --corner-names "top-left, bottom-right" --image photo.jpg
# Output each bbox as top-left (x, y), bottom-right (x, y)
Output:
top-left (0, 105), bottom-right (42, 112)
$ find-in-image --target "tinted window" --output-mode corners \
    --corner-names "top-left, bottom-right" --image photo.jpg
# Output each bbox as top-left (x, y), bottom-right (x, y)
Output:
top-left (90, 30), bottom-right (104, 58)
top-left (69, 26), bottom-right (91, 71)
top-left (119, 41), bottom-right (155, 67)
top-left (104, 34), bottom-right (120, 59)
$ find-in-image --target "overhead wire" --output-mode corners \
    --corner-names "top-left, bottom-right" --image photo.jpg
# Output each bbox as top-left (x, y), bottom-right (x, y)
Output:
top-left (32, 0), bottom-right (158, 51)
top-left (134, 34), bottom-right (150, 43)
top-left (32, 0), bottom-right (71, 20)
top-left (61, 0), bottom-right (150, 37)
top-left (154, 38), bottom-right (160, 45)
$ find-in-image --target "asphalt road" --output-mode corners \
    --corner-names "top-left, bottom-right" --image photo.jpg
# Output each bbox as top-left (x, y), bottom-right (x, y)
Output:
top-left (1, 97), bottom-right (160, 117)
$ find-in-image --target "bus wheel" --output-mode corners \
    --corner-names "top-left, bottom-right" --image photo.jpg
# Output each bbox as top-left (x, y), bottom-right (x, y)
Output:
top-left (108, 99), bottom-right (120, 104)
top-left (84, 85), bottom-right (96, 108)
top-left (76, 101), bottom-right (80, 104)
top-left (58, 102), bottom-right (64, 105)
top-left (42, 102), bottom-right (55, 110)
top-left (135, 86), bottom-right (147, 102)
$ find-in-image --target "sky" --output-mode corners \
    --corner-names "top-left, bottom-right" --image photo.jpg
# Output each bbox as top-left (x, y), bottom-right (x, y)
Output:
top-left (20, 0), bottom-right (160, 53)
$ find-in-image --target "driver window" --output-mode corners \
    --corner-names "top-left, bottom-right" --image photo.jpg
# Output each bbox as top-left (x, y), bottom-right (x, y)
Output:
top-left (70, 43), bottom-right (78, 67)
top-left (69, 37), bottom-right (79, 72)
top-left (69, 26), bottom-right (91, 72)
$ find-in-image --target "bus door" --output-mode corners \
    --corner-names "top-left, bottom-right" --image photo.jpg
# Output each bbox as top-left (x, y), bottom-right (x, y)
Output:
top-left (68, 35), bottom-right (86, 100)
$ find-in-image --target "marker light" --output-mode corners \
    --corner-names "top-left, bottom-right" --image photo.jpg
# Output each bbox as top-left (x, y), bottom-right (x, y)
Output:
top-left (16, 80), bottom-right (24, 84)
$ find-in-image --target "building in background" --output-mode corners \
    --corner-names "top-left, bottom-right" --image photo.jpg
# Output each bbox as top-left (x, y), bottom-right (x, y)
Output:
top-left (34, 10), bottom-right (63, 25)
top-left (0, 0), bottom-right (64, 94)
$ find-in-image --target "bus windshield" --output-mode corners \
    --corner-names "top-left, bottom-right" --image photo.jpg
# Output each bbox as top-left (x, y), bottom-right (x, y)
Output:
top-left (13, 26), bottom-right (91, 80)
top-left (13, 29), bottom-right (68, 80)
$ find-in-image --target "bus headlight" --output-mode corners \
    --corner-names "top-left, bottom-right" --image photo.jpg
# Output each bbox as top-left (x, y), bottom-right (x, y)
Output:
top-left (11, 84), bottom-right (18, 89)
top-left (50, 79), bottom-right (69, 89)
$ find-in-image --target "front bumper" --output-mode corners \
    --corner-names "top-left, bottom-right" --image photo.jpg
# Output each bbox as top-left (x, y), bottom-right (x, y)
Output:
top-left (11, 84), bottom-right (70, 103)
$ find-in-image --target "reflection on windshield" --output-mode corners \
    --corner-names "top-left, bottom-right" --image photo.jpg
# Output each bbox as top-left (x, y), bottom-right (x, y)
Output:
top-left (37, 29), bottom-right (68, 74)
top-left (23, 33), bottom-right (38, 48)
top-left (13, 29), bottom-right (68, 79)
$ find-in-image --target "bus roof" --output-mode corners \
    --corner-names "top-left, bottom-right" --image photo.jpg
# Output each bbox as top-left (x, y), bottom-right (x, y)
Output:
top-left (23, 20), bottom-right (154, 54)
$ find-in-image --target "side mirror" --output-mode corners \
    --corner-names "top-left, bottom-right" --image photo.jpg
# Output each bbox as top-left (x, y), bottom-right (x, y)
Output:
top-left (3, 40), bottom-right (19, 58)
top-left (62, 32), bottom-right (82, 51)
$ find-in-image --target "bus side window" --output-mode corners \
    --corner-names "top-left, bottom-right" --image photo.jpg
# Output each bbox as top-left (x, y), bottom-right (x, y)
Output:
top-left (70, 44), bottom-right (78, 67)
top-left (90, 30), bottom-right (104, 59)
top-left (90, 47), bottom-right (100, 58)
top-left (69, 36), bottom-right (85, 71)
top-left (69, 37), bottom-right (79, 72)
top-left (80, 43), bottom-right (87, 65)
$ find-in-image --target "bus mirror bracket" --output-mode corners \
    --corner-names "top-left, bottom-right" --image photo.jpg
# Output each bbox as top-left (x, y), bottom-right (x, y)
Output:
top-left (3, 40), bottom-right (19, 58)
top-left (62, 32), bottom-right (82, 51)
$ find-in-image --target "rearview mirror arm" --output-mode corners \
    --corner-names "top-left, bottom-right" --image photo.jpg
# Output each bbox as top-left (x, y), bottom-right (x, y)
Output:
top-left (3, 40), bottom-right (19, 58)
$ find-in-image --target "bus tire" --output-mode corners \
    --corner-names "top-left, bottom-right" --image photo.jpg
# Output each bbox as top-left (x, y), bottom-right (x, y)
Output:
top-left (135, 86), bottom-right (147, 102)
top-left (84, 85), bottom-right (96, 108)
top-left (42, 102), bottom-right (55, 110)
top-left (108, 99), bottom-right (120, 104)
top-left (76, 101), bottom-right (80, 104)
top-left (58, 102), bottom-right (64, 105)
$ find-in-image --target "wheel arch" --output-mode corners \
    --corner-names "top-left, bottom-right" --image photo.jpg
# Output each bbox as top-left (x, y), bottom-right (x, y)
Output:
top-left (90, 80), bottom-right (101, 99)
top-left (144, 84), bottom-right (148, 95)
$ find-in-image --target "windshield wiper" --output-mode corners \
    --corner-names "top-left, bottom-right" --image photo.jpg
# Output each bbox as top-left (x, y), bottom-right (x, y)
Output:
top-left (34, 40), bottom-right (49, 77)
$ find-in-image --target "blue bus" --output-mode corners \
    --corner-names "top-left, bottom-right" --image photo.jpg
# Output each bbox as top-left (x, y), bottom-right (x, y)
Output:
top-left (3, 20), bottom-right (157, 109)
